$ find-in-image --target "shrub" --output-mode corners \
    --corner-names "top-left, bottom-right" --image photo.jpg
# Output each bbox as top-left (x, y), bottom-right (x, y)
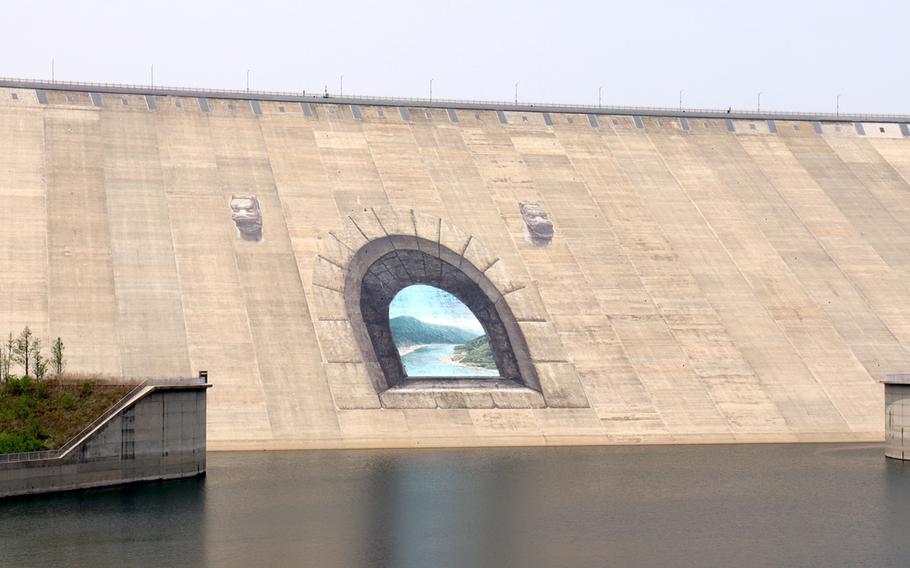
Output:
top-left (6, 376), bottom-right (32, 396)
top-left (60, 392), bottom-right (77, 410)
top-left (0, 432), bottom-right (45, 454)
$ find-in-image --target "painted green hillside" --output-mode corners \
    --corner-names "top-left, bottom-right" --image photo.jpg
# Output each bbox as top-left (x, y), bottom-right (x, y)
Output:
top-left (451, 335), bottom-right (497, 370)
top-left (390, 316), bottom-right (479, 347)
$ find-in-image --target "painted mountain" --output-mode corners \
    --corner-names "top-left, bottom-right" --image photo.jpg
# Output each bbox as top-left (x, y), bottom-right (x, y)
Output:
top-left (389, 315), bottom-right (479, 347)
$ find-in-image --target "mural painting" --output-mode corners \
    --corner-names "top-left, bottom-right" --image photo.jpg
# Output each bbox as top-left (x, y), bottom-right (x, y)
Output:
top-left (389, 285), bottom-right (499, 378)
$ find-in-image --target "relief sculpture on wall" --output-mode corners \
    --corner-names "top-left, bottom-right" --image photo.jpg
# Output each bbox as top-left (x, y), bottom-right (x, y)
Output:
top-left (519, 201), bottom-right (554, 246)
top-left (230, 195), bottom-right (263, 241)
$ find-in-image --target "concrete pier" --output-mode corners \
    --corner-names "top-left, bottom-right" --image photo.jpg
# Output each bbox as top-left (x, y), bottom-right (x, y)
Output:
top-left (883, 374), bottom-right (910, 461)
top-left (0, 378), bottom-right (211, 498)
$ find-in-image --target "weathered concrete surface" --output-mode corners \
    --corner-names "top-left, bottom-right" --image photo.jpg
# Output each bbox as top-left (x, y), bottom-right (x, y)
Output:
top-left (883, 375), bottom-right (910, 460)
top-left (1, 84), bottom-right (908, 449)
top-left (0, 380), bottom-right (209, 498)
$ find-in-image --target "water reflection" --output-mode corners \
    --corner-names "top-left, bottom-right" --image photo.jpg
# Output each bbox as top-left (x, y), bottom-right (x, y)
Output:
top-left (0, 476), bottom-right (207, 567)
top-left (1, 445), bottom-right (909, 568)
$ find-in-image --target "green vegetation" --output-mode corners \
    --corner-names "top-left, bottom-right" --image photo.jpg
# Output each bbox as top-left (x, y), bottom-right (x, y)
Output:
top-left (0, 376), bottom-right (132, 454)
top-left (390, 315), bottom-right (479, 347)
top-left (0, 327), bottom-right (127, 455)
top-left (451, 335), bottom-right (498, 370)
top-left (1, 327), bottom-right (65, 383)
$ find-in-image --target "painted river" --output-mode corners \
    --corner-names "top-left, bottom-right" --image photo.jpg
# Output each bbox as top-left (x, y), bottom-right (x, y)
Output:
top-left (1, 444), bottom-right (909, 567)
top-left (400, 344), bottom-right (499, 377)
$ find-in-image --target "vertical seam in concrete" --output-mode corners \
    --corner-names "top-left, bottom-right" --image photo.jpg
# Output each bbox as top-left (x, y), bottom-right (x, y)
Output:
top-left (788, 136), bottom-right (910, 266)
top-left (206, 111), bottom-right (276, 437)
top-left (592, 126), bottom-right (745, 432)
top-left (148, 109), bottom-right (194, 376)
top-left (40, 106), bottom-right (51, 341)
top-left (727, 134), bottom-right (905, 381)
top-left (252, 110), bottom-right (341, 434)
top-left (552, 127), bottom-right (695, 431)
top-left (741, 135), bottom-right (909, 369)
top-left (645, 129), bottom-right (851, 431)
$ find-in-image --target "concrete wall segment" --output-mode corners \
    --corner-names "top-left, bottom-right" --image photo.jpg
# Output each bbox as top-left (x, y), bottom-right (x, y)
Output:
top-left (0, 89), bottom-right (905, 447)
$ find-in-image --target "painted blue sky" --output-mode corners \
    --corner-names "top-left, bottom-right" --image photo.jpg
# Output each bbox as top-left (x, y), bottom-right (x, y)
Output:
top-left (389, 285), bottom-right (485, 335)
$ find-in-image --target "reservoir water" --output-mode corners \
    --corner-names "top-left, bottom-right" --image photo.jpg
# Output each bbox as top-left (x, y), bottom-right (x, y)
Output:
top-left (1, 444), bottom-right (908, 567)
top-left (400, 344), bottom-right (499, 377)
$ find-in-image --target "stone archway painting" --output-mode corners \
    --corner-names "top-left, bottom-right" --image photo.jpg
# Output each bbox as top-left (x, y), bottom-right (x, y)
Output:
top-left (389, 284), bottom-right (500, 378)
top-left (312, 206), bottom-right (590, 410)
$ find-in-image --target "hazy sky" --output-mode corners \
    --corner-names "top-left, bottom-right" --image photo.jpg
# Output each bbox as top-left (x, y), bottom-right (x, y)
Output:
top-left (3, 0), bottom-right (908, 114)
top-left (390, 285), bottom-right (484, 334)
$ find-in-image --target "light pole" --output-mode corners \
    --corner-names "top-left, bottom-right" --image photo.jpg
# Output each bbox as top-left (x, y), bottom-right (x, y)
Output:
top-left (836, 94), bottom-right (841, 116)
top-left (598, 86), bottom-right (603, 108)
top-left (757, 92), bottom-right (762, 112)
top-left (246, 70), bottom-right (250, 93)
top-left (514, 81), bottom-right (519, 104)
top-left (151, 64), bottom-right (155, 88)
top-left (430, 78), bottom-right (433, 101)
top-left (51, 59), bottom-right (55, 83)
top-left (679, 89), bottom-right (684, 111)
top-left (340, 74), bottom-right (344, 96)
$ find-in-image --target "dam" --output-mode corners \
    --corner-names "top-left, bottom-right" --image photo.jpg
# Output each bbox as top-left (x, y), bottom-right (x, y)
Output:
top-left (1, 78), bottom-right (908, 450)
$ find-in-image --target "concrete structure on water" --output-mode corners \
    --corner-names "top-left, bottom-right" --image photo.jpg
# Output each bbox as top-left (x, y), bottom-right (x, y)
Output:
top-left (883, 374), bottom-right (910, 460)
top-left (0, 378), bottom-right (210, 498)
top-left (1, 78), bottom-right (909, 450)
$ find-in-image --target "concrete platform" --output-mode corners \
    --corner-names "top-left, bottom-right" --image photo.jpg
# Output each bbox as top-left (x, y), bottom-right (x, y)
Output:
top-left (883, 374), bottom-right (910, 460)
top-left (0, 378), bottom-right (210, 498)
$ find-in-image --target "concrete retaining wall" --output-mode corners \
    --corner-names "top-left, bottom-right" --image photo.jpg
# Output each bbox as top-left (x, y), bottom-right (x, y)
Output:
top-left (0, 381), bottom-right (209, 498)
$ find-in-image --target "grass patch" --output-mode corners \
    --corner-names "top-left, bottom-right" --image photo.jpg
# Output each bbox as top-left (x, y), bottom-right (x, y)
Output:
top-left (0, 376), bottom-right (134, 454)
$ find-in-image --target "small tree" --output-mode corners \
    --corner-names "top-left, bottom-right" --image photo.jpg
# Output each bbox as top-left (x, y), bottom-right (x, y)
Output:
top-left (3, 332), bottom-right (12, 381)
top-left (52, 337), bottom-right (65, 376)
top-left (0, 338), bottom-right (7, 382)
top-left (14, 326), bottom-right (35, 377)
top-left (33, 347), bottom-right (48, 381)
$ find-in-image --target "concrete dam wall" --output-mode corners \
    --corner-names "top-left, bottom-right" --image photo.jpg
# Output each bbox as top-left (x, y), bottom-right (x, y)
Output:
top-left (1, 81), bottom-right (908, 449)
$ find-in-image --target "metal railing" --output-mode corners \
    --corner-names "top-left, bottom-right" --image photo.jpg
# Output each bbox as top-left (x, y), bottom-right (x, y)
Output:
top-left (2, 77), bottom-right (909, 123)
top-left (0, 380), bottom-right (148, 464)
top-left (0, 376), bottom-right (208, 464)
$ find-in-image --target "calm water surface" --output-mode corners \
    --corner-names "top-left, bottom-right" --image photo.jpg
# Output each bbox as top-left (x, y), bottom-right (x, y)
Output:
top-left (1, 444), bottom-right (908, 568)
top-left (401, 344), bottom-right (499, 377)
